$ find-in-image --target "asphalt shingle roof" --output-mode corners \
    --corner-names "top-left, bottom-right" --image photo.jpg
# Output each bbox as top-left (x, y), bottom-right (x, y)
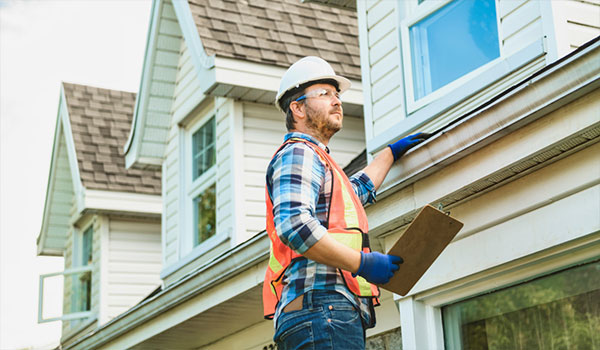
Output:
top-left (189, 0), bottom-right (361, 80)
top-left (62, 83), bottom-right (162, 195)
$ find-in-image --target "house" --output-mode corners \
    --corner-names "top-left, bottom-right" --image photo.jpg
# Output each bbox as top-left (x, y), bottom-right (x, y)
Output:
top-left (36, 83), bottom-right (163, 347)
top-left (52, 1), bottom-right (407, 349)
top-left (46, 0), bottom-right (600, 349)
top-left (305, 0), bottom-right (600, 349)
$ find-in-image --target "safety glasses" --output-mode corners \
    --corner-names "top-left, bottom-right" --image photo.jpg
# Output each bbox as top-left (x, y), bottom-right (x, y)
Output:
top-left (295, 88), bottom-right (341, 102)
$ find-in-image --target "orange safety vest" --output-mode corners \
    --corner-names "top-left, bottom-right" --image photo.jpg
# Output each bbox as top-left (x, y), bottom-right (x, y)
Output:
top-left (263, 138), bottom-right (380, 319)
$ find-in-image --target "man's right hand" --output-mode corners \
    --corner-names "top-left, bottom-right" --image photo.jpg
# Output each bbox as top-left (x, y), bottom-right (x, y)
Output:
top-left (355, 251), bottom-right (403, 285)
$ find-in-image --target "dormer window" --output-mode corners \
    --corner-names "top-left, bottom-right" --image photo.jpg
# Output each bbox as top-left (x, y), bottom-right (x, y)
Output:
top-left (72, 226), bottom-right (93, 313)
top-left (190, 116), bottom-right (216, 246)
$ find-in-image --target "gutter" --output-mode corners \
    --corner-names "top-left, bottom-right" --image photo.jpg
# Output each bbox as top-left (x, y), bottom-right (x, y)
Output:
top-left (377, 37), bottom-right (600, 201)
top-left (65, 230), bottom-right (269, 350)
top-left (68, 36), bottom-right (599, 350)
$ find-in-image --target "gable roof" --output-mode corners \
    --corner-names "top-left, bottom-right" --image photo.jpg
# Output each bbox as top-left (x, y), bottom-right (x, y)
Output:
top-left (125, 0), bottom-right (365, 169)
top-left (188, 0), bottom-right (361, 79)
top-left (63, 83), bottom-right (162, 194)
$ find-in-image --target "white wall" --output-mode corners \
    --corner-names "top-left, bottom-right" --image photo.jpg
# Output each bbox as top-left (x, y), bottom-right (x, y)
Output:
top-left (163, 28), bottom-right (199, 268)
top-left (552, 0), bottom-right (600, 57)
top-left (104, 219), bottom-right (161, 321)
top-left (240, 102), bottom-right (367, 238)
top-left (359, 0), bottom-right (591, 151)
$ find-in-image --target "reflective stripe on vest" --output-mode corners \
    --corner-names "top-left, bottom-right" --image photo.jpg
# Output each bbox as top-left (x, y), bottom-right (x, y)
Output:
top-left (263, 138), bottom-right (379, 319)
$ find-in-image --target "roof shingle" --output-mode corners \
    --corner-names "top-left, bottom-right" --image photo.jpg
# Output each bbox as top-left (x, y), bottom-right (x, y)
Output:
top-left (62, 83), bottom-right (162, 195)
top-left (188, 0), bottom-right (361, 80)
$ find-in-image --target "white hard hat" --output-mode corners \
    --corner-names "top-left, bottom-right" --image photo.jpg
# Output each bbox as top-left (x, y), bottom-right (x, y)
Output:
top-left (275, 56), bottom-right (351, 112)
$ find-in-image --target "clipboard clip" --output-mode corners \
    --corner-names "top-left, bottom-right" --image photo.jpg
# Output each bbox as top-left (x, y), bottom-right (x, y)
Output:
top-left (437, 203), bottom-right (451, 215)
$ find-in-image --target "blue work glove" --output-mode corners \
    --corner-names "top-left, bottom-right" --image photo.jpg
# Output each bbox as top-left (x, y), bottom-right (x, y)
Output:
top-left (388, 133), bottom-right (431, 161)
top-left (355, 251), bottom-right (403, 285)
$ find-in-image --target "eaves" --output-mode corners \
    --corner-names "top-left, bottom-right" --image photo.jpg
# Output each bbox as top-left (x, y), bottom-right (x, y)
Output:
top-left (368, 37), bottom-right (600, 237)
top-left (64, 229), bottom-right (269, 350)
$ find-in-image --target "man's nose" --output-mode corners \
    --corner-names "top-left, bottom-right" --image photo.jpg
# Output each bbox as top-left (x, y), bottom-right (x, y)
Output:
top-left (331, 94), bottom-right (341, 106)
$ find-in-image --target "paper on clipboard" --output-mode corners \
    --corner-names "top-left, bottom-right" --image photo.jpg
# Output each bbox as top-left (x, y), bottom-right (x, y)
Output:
top-left (379, 205), bottom-right (464, 296)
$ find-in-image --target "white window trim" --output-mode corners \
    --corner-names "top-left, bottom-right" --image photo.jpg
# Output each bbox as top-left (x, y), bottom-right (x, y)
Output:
top-left (369, 37), bottom-right (546, 154)
top-left (38, 266), bottom-right (94, 323)
top-left (400, 0), bottom-right (503, 113)
top-left (395, 235), bottom-right (599, 349)
top-left (38, 223), bottom-right (96, 324)
top-left (179, 113), bottom-right (222, 259)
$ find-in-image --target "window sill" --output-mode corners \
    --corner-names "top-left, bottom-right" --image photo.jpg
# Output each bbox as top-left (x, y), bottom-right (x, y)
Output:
top-left (160, 233), bottom-right (230, 280)
top-left (368, 38), bottom-right (547, 154)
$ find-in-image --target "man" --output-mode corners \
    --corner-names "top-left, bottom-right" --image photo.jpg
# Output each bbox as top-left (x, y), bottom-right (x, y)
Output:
top-left (263, 56), bottom-right (429, 349)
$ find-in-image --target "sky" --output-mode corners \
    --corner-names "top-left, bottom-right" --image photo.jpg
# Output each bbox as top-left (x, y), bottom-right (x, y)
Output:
top-left (0, 1), bottom-right (151, 349)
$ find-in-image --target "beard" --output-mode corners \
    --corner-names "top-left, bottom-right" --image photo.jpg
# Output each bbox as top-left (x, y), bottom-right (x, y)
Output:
top-left (304, 103), bottom-right (343, 141)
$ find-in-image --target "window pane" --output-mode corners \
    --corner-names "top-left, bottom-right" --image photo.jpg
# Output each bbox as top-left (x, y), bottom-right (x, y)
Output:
top-left (192, 117), bottom-right (216, 180)
top-left (442, 261), bottom-right (600, 350)
top-left (194, 183), bottom-right (216, 246)
top-left (81, 226), bottom-right (93, 266)
top-left (410, 0), bottom-right (500, 99)
top-left (72, 227), bottom-right (93, 313)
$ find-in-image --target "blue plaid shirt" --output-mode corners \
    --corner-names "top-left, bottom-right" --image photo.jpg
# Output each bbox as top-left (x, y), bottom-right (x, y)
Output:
top-left (267, 132), bottom-right (377, 327)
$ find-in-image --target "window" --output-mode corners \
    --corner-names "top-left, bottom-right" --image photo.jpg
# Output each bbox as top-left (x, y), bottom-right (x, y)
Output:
top-left (194, 183), bottom-right (216, 245)
top-left (192, 116), bottom-right (216, 180)
top-left (37, 226), bottom-right (94, 323)
top-left (72, 226), bottom-right (93, 313)
top-left (189, 116), bottom-right (217, 247)
top-left (442, 261), bottom-right (600, 350)
top-left (409, 0), bottom-right (500, 100)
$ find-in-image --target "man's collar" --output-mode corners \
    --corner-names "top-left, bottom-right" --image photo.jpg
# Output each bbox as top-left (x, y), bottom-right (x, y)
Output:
top-left (284, 132), bottom-right (330, 153)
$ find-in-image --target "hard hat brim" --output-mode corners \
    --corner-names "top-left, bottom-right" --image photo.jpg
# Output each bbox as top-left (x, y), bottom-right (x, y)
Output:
top-left (275, 75), bottom-right (351, 112)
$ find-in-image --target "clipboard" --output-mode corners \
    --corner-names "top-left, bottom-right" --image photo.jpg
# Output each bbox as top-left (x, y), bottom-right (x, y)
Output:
top-left (379, 205), bottom-right (464, 296)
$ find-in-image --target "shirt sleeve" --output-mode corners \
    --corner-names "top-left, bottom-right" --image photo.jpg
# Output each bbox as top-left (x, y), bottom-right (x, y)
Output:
top-left (267, 143), bottom-right (328, 255)
top-left (349, 170), bottom-right (376, 205)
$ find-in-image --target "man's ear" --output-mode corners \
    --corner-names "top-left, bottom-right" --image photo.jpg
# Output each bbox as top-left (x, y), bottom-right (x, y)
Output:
top-left (289, 101), bottom-right (305, 121)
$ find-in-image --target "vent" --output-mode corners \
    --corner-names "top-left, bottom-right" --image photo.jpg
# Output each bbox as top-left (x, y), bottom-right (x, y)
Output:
top-left (531, 148), bottom-right (562, 163)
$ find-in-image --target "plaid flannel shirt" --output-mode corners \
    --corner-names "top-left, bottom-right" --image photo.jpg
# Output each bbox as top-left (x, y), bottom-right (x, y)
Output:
top-left (266, 132), bottom-right (377, 327)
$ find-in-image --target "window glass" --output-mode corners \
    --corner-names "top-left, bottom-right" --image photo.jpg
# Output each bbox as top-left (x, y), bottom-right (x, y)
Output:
top-left (72, 226), bottom-right (93, 313)
top-left (192, 117), bottom-right (216, 180)
top-left (194, 183), bottom-right (216, 246)
top-left (410, 0), bottom-right (500, 100)
top-left (442, 261), bottom-right (600, 350)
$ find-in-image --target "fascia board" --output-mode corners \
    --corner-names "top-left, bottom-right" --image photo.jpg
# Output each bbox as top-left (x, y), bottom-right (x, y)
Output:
top-left (374, 40), bottom-right (600, 202)
top-left (37, 93), bottom-right (67, 256)
top-left (172, 0), bottom-right (217, 94)
top-left (64, 231), bottom-right (269, 350)
top-left (82, 189), bottom-right (162, 216)
top-left (213, 56), bottom-right (364, 106)
top-left (124, 0), bottom-right (162, 169)
top-left (213, 57), bottom-right (284, 94)
top-left (59, 85), bottom-right (86, 214)
top-left (38, 85), bottom-right (87, 256)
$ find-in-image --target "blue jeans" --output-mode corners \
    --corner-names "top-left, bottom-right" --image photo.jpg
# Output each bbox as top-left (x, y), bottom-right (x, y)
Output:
top-left (274, 290), bottom-right (366, 350)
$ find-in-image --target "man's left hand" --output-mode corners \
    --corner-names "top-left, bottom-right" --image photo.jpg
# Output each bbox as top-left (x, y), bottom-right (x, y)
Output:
top-left (388, 133), bottom-right (431, 161)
